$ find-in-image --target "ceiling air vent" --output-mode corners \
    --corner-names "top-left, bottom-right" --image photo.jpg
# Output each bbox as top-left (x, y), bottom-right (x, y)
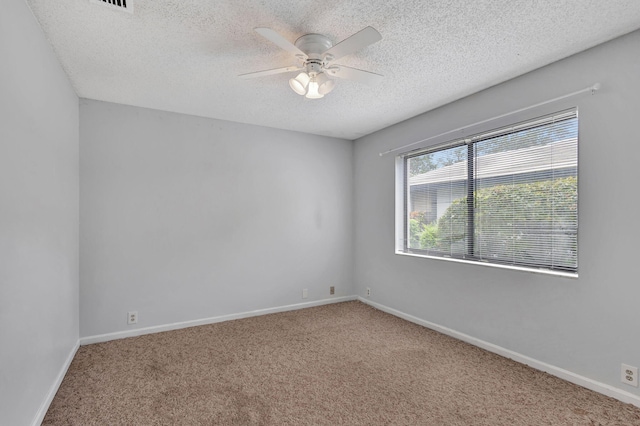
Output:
top-left (89, 0), bottom-right (133, 13)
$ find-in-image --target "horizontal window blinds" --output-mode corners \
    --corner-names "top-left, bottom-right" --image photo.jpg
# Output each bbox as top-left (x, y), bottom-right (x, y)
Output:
top-left (404, 109), bottom-right (578, 273)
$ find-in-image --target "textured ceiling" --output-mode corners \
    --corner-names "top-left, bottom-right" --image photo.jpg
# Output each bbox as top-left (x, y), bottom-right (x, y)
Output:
top-left (24, 0), bottom-right (640, 140)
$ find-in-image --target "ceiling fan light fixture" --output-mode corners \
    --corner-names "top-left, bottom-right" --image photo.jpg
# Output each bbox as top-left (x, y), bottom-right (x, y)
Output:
top-left (289, 72), bottom-right (310, 95)
top-left (316, 72), bottom-right (335, 95)
top-left (305, 78), bottom-right (324, 99)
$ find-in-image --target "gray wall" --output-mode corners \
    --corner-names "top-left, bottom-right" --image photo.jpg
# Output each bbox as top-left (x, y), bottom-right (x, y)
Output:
top-left (0, 0), bottom-right (80, 424)
top-left (79, 100), bottom-right (353, 337)
top-left (354, 30), bottom-right (640, 396)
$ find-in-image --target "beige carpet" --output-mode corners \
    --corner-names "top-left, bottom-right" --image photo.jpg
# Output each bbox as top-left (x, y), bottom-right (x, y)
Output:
top-left (44, 301), bottom-right (640, 425)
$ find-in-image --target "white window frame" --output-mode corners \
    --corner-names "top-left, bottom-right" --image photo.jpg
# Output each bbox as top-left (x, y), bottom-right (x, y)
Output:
top-left (395, 109), bottom-right (579, 277)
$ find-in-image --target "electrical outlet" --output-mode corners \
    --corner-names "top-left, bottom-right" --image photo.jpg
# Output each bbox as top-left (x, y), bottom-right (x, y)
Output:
top-left (302, 289), bottom-right (308, 299)
top-left (127, 311), bottom-right (138, 325)
top-left (366, 287), bottom-right (371, 297)
top-left (330, 286), bottom-right (335, 295)
top-left (622, 364), bottom-right (638, 387)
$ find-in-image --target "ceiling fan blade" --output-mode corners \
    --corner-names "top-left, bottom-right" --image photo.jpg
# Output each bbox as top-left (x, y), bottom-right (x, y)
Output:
top-left (326, 65), bottom-right (383, 85)
top-left (323, 26), bottom-right (382, 61)
top-left (254, 28), bottom-right (307, 58)
top-left (238, 65), bottom-right (302, 79)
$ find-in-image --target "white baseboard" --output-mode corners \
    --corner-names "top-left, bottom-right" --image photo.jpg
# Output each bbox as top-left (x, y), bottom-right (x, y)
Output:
top-left (358, 297), bottom-right (640, 409)
top-left (80, 296), bottom-right (358, 346)
top-left (32, 340), bottom-right (80, 426)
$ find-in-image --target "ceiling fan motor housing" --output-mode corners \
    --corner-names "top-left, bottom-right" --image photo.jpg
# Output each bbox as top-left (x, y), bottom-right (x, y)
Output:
top-left (294, 33), bottom-right (333, 55)
top-left (295, 33), bottom-right (333, 72)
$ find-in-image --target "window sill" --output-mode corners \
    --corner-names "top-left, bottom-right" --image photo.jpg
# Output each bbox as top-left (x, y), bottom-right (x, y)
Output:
top-left (395, 251), bottom-right (578, 279)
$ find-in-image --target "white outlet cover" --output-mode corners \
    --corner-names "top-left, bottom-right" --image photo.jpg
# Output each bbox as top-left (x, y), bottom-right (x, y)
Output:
top-left (127, 311), bottom-right (138, 325)
top-left (621, 363), bottom-right (638, 387)
top-left (302, 289), bottom-right (308, 299)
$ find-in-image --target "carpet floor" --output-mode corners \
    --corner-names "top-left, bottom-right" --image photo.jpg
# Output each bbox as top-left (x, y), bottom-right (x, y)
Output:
top-left (44, 301), bottom-right (640, 425)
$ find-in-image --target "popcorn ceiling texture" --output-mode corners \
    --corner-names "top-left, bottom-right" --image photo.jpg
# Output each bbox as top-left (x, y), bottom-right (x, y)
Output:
top-left (24, 0), bottom-right (640, 139)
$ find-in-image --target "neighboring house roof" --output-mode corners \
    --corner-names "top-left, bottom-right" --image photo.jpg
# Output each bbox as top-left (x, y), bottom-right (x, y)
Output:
top-left (408, 138), bottom-right (577, 186)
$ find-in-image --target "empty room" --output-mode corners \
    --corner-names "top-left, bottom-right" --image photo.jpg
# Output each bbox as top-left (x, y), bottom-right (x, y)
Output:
top-left (2, 0), bottom-right (640, 424)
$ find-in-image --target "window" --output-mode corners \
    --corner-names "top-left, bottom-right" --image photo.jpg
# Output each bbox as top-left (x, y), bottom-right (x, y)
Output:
top-left (399, 109), bottom-right (578, 274)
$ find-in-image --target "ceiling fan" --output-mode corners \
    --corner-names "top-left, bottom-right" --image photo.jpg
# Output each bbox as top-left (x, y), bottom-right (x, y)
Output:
top-left (239, 26), bottom-right (383, 99)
